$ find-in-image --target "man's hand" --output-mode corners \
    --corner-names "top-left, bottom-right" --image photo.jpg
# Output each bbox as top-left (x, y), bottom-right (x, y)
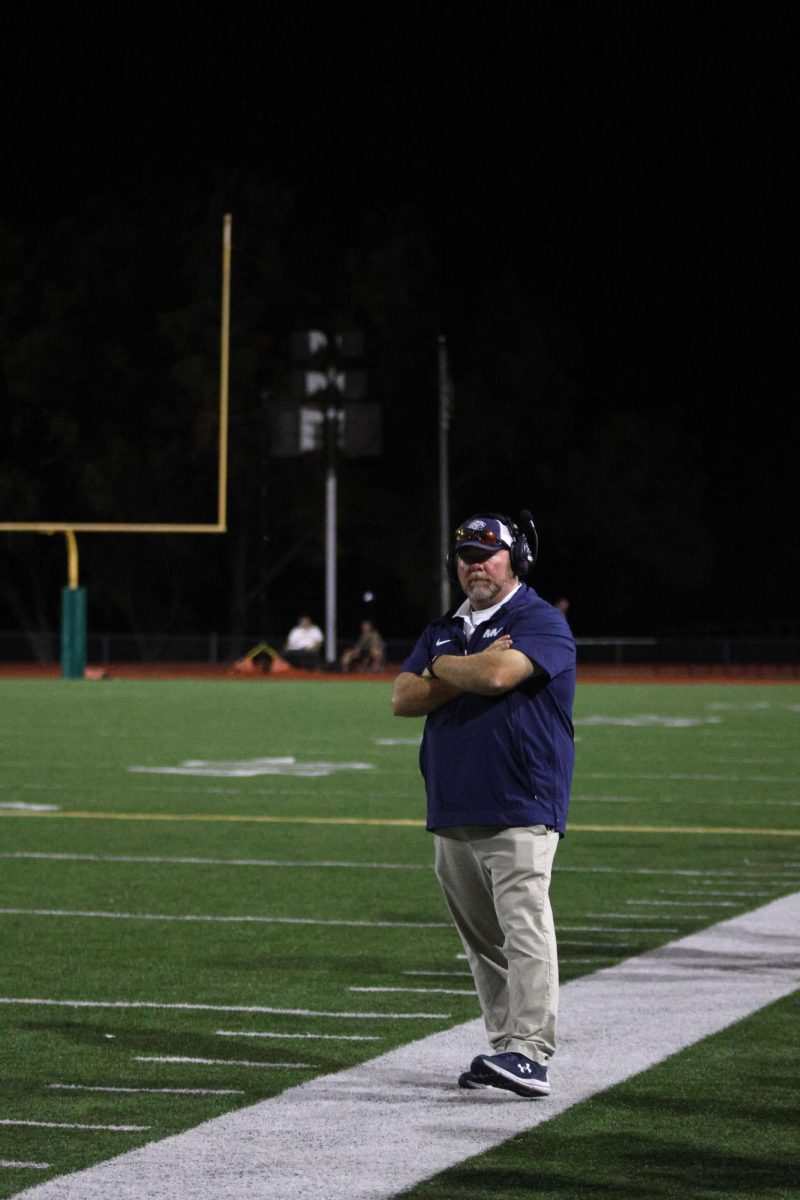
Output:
top-left (480, 634), bottom-right (514, 655)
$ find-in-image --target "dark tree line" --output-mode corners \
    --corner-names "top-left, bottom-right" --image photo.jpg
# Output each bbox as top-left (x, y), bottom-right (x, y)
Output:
top-left (0, 172), bottom-right (758, 657)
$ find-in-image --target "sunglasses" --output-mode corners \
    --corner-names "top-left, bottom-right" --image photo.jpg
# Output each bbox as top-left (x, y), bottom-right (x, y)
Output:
top-left (454, 527), bottom-right (508, 548)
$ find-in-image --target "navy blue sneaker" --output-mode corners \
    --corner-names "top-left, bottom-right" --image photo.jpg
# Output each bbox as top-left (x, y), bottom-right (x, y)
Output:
top-left (470, 1052), bottom-right (550, 1097)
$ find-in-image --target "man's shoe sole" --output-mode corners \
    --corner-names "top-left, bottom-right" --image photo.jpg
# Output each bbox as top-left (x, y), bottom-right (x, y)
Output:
top-left (458, 1071), bottom-right (489, 1090)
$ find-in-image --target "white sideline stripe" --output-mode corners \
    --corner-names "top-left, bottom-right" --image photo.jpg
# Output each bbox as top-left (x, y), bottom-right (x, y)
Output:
top-left (13, 893), bottom-right (800, 1200)
top-left (216, 1031), bottom-right (380, 1042)
top-left (134, 1057), bottom-right (316, 1070)
top-left (0, 1119), bottom-right (149, 1132)
top-left (0, 999), bottom-right (449, 1019)
top-left (0, 1160), bottom-right (51, 1169)
top-left (48, 1085), bottom-right (243, 1096)
top-left (0, 908), bottom-right (450, 929)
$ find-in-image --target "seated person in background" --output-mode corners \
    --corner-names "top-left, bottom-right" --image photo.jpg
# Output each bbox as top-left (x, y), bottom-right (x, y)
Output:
top-left (340, 620), bottom-right (386, 673)
top-left (283, 615), bottom-right (324, 669)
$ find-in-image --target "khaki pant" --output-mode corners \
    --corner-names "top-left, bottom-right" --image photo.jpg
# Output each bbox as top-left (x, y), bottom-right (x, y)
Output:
top-left (433, 824), bottom-right (560, 1064)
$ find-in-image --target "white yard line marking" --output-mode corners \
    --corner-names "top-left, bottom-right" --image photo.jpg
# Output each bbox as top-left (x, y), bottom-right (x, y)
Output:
top-left (4, 853), bottom-right (796, 880)
top-left (128, 758), bottom-right (374, 778)
top-left (134, 1057), bottom-right (316, 1070)
top-left (577, 797), bottom-right (800, 807)
top-left (0, 998), bottom-right (448, 1020)
top-left (576, 715), bottom-right (722, 727)
top-left (578, 770), bottom-right (794, 782)
top-left (0, 803), bottom-right (60, 812)
top-left (216, 1031), bottom-right (380, 1041)
top-left (0, 1119), bottom-right (149, 1132)
top-left (627, 899), bottom-right (739, 907)
top-left (349, 987), bottom-right (475, 996)
top-left (564, 866), bottom-right (800, 879)
top-left (0, 852), bottom-right (426, 871)
top-left (0, 1160), bottom-right (51, 1169)
top-left (559, 941), bottom-right (635, 948)
top-left (13, 893), bottom-right (799, 1200)
top-left (560, 924), bottom-right (679, 933)
top-left (0, 908), bottom-right (450, 929)
top-left (585, 911), bottom-right (682, 920)
top-left (403, 971), bottom-right (472, 978)
top-left (48, 1084), bottom-right (243, 1095)
top-left (561, 957), bottom-right (615, 963)
top-left (665, 890), bottom-right (772, 897)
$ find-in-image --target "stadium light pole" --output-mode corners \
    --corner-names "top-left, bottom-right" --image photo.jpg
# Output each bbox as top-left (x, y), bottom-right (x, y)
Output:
top-left (324, 389), bottom-right (339, 667)
top-left (438, 335), bottom-right (454, 613)
top-left (281, 333), bottom-right (372, 668)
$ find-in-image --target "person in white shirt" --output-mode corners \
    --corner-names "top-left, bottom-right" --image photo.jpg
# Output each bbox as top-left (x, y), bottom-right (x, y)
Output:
top-left (283, 615), bottom-right (324, 670)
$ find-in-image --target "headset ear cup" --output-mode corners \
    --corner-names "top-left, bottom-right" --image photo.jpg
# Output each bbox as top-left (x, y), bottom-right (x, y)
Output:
top-left (513, 535), bottom-right (531, 576)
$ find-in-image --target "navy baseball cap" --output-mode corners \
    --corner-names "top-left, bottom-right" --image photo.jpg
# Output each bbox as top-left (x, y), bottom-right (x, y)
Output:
top-left (454, 516), bottom-right (514, 554)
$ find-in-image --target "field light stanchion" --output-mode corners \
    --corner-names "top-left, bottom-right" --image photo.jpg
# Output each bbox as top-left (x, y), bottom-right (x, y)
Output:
top-left (59, 529), bottom-right (87, 679)
top-left (324, 403), bottom-right (337, 666)
top-left (217, 213), bottom-right (231, 530)
top-left (438, 335), bottom-right (453, 613)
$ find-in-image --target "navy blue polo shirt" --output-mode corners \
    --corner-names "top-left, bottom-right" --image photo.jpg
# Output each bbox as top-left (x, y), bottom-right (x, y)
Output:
top-left (401, 584), bottom-right (576, 834)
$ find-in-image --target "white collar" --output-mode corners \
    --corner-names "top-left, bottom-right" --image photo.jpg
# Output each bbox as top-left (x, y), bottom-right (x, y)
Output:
top-left (454, 582), bottom-right (521, 632)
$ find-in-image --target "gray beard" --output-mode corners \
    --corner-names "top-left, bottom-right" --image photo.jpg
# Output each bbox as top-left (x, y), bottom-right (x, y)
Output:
top-left (465, 578), bottom-right (501, 605)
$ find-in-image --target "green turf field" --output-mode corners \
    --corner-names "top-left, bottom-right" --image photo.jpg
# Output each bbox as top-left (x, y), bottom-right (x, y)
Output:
top-left (0, 679), bottom-right (797, 1198)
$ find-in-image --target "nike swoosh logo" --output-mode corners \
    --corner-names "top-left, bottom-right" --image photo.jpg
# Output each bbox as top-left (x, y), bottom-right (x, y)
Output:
top-left (435, 638), bottom-right (451, 646)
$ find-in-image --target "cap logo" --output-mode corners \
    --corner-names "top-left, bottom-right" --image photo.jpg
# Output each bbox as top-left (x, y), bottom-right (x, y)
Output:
top-left (467, 519), bottom-right (486, 530)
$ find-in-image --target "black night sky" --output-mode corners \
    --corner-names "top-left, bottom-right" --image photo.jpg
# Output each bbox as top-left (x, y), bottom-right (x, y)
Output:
top-left (0, 10), bottom-right (797, 649)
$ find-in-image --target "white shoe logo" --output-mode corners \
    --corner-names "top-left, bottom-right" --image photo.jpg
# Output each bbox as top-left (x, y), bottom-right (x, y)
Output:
top-left (518, 1063), bottom-right (532, 1074)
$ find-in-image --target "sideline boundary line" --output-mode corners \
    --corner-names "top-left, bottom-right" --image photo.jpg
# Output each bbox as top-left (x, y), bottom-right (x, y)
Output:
top-left (12, 893), bottom-right (800, 1200)
top-left (0, 810), bottom-right (798, 836)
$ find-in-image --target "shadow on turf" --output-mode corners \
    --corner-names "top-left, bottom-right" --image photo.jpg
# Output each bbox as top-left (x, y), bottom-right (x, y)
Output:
top-left (405, 1139), bottom-right (798, 1198)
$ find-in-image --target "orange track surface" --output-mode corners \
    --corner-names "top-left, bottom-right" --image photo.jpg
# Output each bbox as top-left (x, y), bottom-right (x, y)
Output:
top-left (0, 662), bottom-right (796, 683)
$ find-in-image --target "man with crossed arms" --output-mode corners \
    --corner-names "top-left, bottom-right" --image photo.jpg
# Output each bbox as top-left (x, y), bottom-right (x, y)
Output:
top-left (392, 513), bottom-right (576, 1097)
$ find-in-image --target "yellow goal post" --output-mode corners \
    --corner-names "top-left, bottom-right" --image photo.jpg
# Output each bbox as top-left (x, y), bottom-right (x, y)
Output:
top-left (0, 214), bottom-right (233, 677)
top-left (0, 213), bottom-right (233, 579)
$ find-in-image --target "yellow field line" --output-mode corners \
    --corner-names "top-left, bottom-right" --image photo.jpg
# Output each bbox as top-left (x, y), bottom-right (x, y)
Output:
top-left (0, 811), bottom-right (798, 836)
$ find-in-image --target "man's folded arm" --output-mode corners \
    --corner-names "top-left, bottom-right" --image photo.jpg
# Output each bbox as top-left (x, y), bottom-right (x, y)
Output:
top-left (391, 671), bottom-right (461, 716)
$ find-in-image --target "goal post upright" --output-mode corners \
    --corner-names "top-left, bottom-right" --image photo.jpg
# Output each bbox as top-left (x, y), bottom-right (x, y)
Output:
top-left (0, 213), bottom-right (233, 678)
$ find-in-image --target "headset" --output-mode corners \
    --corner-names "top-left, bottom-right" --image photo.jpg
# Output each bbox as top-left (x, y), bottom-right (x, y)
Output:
top-left (446, 509), bottom-right (539, 579)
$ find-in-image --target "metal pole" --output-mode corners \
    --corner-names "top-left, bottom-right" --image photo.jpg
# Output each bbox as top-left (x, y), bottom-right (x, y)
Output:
top-left (438, 335), bottom-right (452, 613)
top-left (324, 403), bottom-right (338, 665)
top-left (217, 213), bottom-right (232, 531)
